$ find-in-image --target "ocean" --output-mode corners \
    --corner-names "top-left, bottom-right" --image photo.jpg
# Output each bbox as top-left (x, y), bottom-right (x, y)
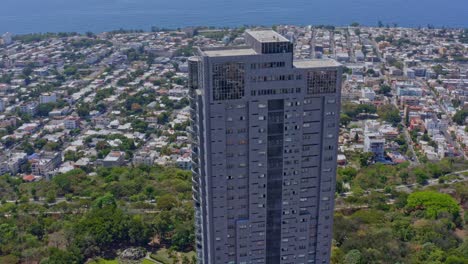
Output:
top-left (1, 0), bottom-right (467, 34)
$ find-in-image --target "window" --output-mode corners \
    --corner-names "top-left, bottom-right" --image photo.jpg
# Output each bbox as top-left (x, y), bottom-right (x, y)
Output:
top-left (307, 70), bottom-right (337, 94)
top-left (213, 62), bottom-right (245, 101)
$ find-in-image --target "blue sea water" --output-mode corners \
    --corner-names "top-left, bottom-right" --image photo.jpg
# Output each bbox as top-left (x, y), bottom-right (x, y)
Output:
top-left (1, 0), bottom-right (467, 34)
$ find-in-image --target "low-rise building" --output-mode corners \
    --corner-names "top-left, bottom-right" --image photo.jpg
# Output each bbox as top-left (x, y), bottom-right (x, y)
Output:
top-left (30, 152), bottom-right (62, 178)
top-left (102, 151), bottom-right (126, 167)
top-left (364, 133), bottom-right (386, 160)
top-left (176, 156), bottom-right (191, 170)
top-left (39, 93), bottom-right (57, 104)
top-left (132, 150), bottom-right (157, 166)
top-left (64, 117), bottom-right (80, 130)
top-left (19, 102), bottom-right (39, 116)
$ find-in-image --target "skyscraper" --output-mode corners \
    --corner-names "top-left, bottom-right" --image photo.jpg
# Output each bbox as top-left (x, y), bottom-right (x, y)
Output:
top-left (189, 29), bottom-right (342, 264)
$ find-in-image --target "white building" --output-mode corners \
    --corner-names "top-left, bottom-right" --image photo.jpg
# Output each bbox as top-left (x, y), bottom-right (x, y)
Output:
top-left (364, 133), bottom-right (385, 160)
top-left (176, 156), bottom-right (191, 170)
top-left (133, 151), bottom-right (157, 166)
top-left (39, 93), bottom-right (57, 104)
top-left (64, 117), bottom-right (80, 130)
top-left (2, 32), bottom-right (12, 46)
top-left (30, 152), bottom-right (62, 177)
top-left (361, 87), bottom-right (376, 101)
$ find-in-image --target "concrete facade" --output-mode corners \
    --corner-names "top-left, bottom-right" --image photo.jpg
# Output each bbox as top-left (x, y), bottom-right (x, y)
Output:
top-left (189, 30), bottom-right (342, 264)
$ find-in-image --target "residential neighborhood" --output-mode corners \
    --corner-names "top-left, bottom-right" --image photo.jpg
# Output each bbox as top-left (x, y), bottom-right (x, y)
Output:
top-left (1, 26), bottom-right (467, 181)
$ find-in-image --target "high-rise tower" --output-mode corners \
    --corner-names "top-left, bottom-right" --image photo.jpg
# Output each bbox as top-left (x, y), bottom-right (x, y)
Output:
top-left (189, 29), bottom-right (342, 264)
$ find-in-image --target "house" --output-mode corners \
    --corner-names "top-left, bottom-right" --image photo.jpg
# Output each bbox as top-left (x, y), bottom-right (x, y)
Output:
top-left (102, 151), bottom-right (126, 167)
top-left (176, 156), bottom-right (191, 170)
top-left (64, 117), bottom-right (80, 130)
top-left (132, 150), bottom-right (157, 166)
top-left (19, 102), bottom-right (39, 116)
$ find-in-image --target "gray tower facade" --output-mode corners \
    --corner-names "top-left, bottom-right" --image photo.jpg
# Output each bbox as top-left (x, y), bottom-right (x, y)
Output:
top-left (189, 30), bottom-right (342, 264)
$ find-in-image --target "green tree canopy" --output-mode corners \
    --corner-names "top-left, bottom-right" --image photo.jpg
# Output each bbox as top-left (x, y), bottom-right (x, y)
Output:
top-left (406, 191), bottom-right (460, 219)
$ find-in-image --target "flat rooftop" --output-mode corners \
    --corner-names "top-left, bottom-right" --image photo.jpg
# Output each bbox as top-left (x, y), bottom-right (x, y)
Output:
top-left (201, 47), bottom-right (257, 57)
top-left (246, 30), bottom-right (289, 43)
top-left (294, 60), bottom-right (342, 69)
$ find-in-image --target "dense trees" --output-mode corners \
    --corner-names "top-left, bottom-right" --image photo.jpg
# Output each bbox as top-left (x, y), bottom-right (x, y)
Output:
top-left (406, 191), bottom-right (460, 219)
top-left (453, 109), bottom-right (468, 125)
top-left (377, 84), bottom-right (391, 95)
top-left (378, 104), bottom-right (402, 125)
top-left (0, 159), bottom-right (465, 264)
top-left (0, 166), bottom-right (194, 263)
top-left (342, 102), bottom-right (377, 119)
top-left (336, 157), bottom-right (460, 194)
top-left (333, 182), bottom-right (467, 264)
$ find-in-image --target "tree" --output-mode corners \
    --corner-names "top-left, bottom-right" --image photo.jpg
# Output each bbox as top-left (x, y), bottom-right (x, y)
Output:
top-left (37, 102), bottom-right (56, 116)
top-left (350, 22), bottom-right (360, 27)
top-left (41, 248), bottom-right (81, 264)
top-left (64, 151), bottom-right (83, 162)
top-left (340, 114), bottom-right (352, 127)
top-left (452, 109), bottom-right (468, 125)
top-left (63, 65), bottom-right (78, 76)
top-left (21, 142), bottom-right (34, 155)
top-left (77, 104), bottom-right (90, 118)
top-left (46, 190), bottom-right (56, 203)
top-left (354, 133), bottom-right (359, 142)
top-left (378, 105), bottom-right (401, 126)
top-left (406, 191), bottom-right (460, 219)
top-left (377, 84), bottom-right (391, 95)
top-left (171, 223), bottom-right (194, 251)
top-left (157, 112), bottom-right (170, 125)
top-left (344, 249), bottom-right (362, 264)
top-left (2, 136), bottom-right (15, 148)
top-left (132, 119), bottom-right (149, 133)
top-left (414, 168), bottom-right (428, 185)
top-left (359, 152), bottom-right (373, 167)
top-left (157, 194), bottom-right (178, 210)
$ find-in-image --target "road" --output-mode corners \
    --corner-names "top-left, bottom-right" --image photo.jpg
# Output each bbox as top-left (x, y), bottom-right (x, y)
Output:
top-left (345, 28), bottom-right (356, 63)
top-left (390, 88), bottom-right (420, 165)
top-left (309, 28), bottom-right (316, 59)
